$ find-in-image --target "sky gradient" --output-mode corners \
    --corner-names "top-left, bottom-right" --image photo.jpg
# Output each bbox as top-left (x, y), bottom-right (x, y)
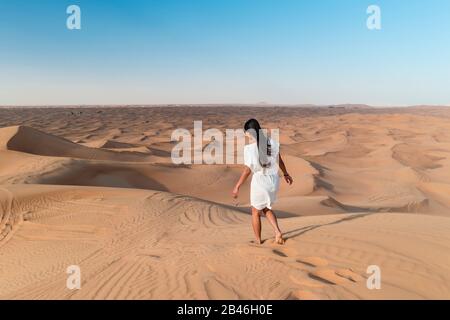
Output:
top-left (1, 0), bottom-right (449, 106)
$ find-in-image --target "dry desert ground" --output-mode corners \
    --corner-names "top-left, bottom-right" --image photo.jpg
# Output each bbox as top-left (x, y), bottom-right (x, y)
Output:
top-left (1, 105), bottom-right (450, 299)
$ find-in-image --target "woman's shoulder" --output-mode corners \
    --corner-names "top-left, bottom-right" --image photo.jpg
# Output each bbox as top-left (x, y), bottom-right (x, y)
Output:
top-left (244, 142), bottom-right (257, 150)
top-left (244, 143), bottom-right (258, 160)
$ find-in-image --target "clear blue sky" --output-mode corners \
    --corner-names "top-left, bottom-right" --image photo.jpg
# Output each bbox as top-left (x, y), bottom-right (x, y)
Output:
top-left (1, 0), bottom-right (449, 106)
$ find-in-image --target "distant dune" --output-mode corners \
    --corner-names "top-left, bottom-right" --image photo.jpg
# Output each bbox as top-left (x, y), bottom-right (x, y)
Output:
top-left (1, 106), bottom-right (450, 299)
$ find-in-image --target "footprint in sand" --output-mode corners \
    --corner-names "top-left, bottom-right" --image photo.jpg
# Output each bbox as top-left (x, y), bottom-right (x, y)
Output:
top-left (293, 256), bottom-right (364, 286)
top-left (309, 267), bottom-right (363, 285)
top-left (248, 244), bottom-right (363, 288)
top-left (287, 289), bottom-right (321, 300)
top-left (309, 268), bottom-right (348, 285)
top-left (272, 249), bottom-right (288, 257)
top-left (296, 256), bottom-right (329, 267)
top-left (335, 268), bottom-right (364, 282)
top-left (289, 273), bottom-right (324, 288)
top-left (269, 246), bottom-right (299, 258)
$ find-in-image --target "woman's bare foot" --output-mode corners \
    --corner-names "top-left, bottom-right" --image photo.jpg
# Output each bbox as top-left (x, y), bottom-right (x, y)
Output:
top-left (275, 233), bottom-right (285, 245)
top-left (251, 239), bottom-right (263, 245)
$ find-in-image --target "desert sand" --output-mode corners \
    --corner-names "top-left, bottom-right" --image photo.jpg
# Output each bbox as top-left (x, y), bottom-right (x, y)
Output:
top-left (1, 105), bottom-right (450, 299)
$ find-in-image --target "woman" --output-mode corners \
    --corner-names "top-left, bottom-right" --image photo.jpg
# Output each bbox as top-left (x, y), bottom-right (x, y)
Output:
top-left (232, 119), bottom-right (293, 245)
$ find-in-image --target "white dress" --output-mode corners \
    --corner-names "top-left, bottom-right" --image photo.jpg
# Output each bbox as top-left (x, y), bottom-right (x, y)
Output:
top-left (244, 138), bottom-right (280, 210)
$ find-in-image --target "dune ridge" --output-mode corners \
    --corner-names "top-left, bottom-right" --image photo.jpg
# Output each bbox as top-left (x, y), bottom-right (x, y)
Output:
top-left (0, 126), bottom-right (152, 162)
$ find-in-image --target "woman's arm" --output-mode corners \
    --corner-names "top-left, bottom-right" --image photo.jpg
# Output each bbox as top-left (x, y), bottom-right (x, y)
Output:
top-left (232, 166), bottom-right (251, 198)
top-left (279, 153), bottom-right (293, 185)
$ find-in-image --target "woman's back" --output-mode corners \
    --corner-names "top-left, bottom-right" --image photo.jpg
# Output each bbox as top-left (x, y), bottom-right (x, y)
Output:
top-left (244, 138), bottom-right (280, 175)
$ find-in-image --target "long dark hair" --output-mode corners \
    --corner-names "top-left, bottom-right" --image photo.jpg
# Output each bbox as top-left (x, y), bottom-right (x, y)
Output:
top-left (244, 119), bottom-right (272, 168)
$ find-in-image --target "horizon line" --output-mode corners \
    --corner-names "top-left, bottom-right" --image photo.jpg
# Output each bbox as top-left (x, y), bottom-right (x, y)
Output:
top-left (1, 103), bottom-right (450, 109)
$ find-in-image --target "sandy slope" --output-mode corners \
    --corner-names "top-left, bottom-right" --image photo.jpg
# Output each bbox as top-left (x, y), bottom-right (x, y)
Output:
top-left (1, 185), bottom-right (450, 299)
top-left (1, 106), bottom-right (450, 299)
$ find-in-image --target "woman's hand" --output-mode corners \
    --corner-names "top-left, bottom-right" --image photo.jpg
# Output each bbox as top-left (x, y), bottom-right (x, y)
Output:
top-left (284, 174), bottom-right (293, 185)
top-left (232, 185), bottom-right (240, 198)
top-left (279, 154), bottom-right (293, 185)
top-left (232, 167), bottom-right (251, 199)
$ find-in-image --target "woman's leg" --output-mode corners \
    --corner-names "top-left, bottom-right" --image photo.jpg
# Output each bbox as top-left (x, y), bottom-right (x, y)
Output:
top-left (251, 207), bottom-right (262, 244)
top-left (263, 208), bottom-right (285, 244)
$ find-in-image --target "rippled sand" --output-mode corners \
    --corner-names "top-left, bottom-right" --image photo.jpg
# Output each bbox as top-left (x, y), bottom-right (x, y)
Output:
top-left (1, 105), bottom-right (450, 299)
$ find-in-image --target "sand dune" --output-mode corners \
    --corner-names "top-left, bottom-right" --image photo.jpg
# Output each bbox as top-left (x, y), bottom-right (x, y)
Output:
top-left (0, 126), bottom-right (152, 162)
top-left (1, 106), bottom-right (450, 299)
